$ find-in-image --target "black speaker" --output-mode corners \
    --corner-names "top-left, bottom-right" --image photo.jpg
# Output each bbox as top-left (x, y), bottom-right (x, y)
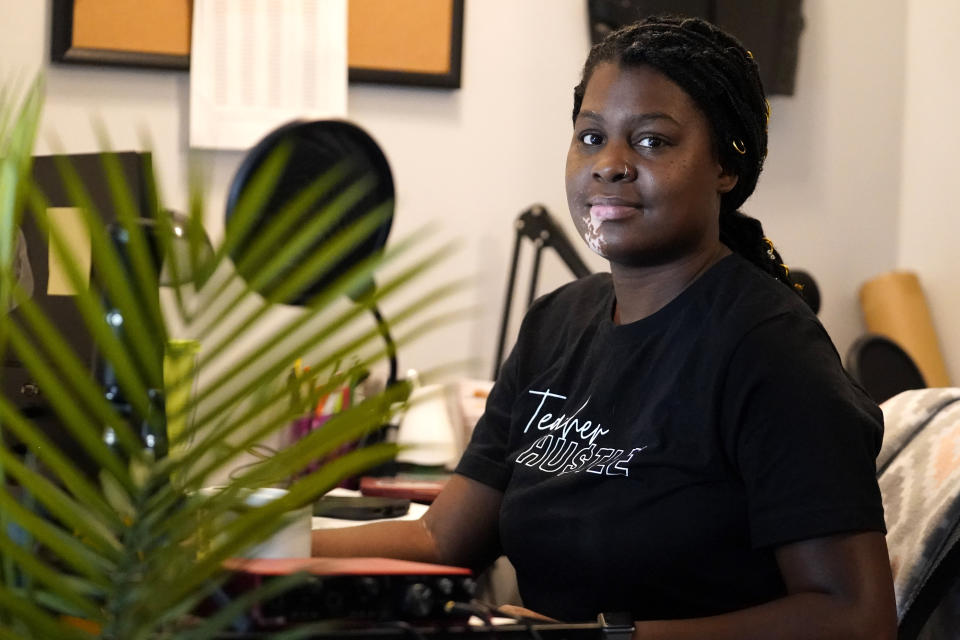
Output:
top-left (2, 152), bottom-right (153, 474)
top-left (846, 334), bottom-right (926, 404)
top-left (790, 269), bottom-right (820, 315)
top-left (587, 0), bottom-right (805, 96)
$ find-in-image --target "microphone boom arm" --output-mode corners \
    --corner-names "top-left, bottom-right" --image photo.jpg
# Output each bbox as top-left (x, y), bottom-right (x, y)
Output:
top-left (492, 205), bottom-right (591, 379)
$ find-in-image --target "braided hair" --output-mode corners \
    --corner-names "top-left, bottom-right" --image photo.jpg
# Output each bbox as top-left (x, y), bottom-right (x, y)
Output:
top-left (572, 15), bottom-right (797, 292)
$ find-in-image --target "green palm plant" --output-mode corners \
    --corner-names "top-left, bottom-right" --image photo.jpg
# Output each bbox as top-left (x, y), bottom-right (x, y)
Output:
top-left (0, 78), bottom-right (459, 638)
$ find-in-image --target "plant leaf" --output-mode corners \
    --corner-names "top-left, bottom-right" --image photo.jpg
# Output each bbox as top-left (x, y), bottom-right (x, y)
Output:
top-left (0, 400), bottom-right (121, 534)
top-left (142, 443), bottom-right (400, 618)
top-left (26, 188), bottom-right (154, 451)
top-left (1, 76), bottom-right (461, 637)
top-left (0, 587), bottom-right (94, 640)
top-left (49, 154), bottom-right (166, 389)
top-left (92, 131), bottom-right (164, 337)
top-left (181, 235), bottom-right (453, 460)
top-left (0, 532), bottom-right (103, 621)
top-left (173, 572), bottom-right (310, 640)
top-left (0, 623), bottom-right (30, 640)
top-left (1, 314), bottom-right (135, 487)
top-left (0, 491), bottom-right (114, 587)
top-left (0, 443), bottom-right (121, 559)
top-left (4, 276), bottom-right (145, 461)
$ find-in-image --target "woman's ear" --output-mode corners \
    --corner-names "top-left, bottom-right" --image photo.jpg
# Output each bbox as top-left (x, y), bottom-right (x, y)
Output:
top-left (717, 163), bottom-right (739, 195)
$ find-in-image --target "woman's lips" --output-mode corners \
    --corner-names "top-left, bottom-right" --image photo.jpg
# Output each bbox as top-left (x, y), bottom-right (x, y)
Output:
top-left (590, 203), bottom-right (639, 222)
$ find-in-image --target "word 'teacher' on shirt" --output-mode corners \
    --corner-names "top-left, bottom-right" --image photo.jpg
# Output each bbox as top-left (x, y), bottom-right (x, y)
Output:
top-left (515, 389), bottom-right (646, 476)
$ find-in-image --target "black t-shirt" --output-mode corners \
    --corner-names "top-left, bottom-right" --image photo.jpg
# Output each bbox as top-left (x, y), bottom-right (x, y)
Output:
top-left (456, 254), bottom-right (885, 622)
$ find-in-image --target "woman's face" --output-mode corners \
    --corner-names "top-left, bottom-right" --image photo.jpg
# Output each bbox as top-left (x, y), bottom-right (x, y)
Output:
top-left (565, 62), bottom-right (737, 267)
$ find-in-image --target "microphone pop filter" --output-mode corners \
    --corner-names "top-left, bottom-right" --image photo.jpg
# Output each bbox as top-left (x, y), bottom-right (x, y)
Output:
top-left (225, 120), bottom-right (394, 306)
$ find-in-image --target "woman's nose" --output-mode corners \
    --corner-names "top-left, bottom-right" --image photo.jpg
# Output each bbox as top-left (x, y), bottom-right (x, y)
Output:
top-left (592, 155), bottom-right (637, 182)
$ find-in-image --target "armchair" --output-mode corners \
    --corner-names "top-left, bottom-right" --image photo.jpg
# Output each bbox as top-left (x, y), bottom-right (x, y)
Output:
top-left (878, 387), bottom-right (960, 638)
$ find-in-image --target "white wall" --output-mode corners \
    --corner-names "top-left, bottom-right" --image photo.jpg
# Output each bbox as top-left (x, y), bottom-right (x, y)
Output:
top-left (749, 0), bottom-right (906, 363)
top-left (897, 0), bottom-right (960, 384)
top-left (1, 0), bottom-right (943, 383)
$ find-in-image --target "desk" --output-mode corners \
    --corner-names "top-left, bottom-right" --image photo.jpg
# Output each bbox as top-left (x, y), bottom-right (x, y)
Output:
top-left (215, 622), bottom-right (614, 640)
top-left (222, 490), bottom-right (586, 639)
top-left (311, 489), bottom-right (521, 613)
top-left (216, 621), bottom-right (605, 638)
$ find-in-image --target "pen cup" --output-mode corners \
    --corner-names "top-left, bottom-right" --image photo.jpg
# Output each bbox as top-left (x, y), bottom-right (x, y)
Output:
top-left (165, 339), bottom-right (201, 453)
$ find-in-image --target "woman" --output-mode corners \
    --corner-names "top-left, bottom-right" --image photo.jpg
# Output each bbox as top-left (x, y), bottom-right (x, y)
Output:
top-left (313, 15), bottom-right (897, 638)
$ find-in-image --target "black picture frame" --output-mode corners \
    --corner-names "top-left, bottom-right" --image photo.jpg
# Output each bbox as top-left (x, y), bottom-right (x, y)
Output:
top-left (347, 0), bottom-right (465, 89)
top-left (50, 0), bottom-right (465, 89)
top-left (50, 0), bottom-right (190, 71)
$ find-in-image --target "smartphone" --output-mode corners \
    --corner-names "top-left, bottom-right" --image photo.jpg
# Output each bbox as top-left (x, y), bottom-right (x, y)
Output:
top-left (359, 474), bottom-right (448, 504)
top-left (313, 495), bottom-right (411, 520)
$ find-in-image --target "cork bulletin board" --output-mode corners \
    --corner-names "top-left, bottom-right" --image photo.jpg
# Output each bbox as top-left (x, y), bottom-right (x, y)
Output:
top-left (50, 0), bottom-right (192, 70)
top-left (348, 0), bottom-right (464, 87)
top-left (50, 0), bottom-right (465, 88)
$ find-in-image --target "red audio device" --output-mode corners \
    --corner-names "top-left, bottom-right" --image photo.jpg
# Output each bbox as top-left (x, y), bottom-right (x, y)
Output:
top-left (221, 557), bottom-right (476, 629)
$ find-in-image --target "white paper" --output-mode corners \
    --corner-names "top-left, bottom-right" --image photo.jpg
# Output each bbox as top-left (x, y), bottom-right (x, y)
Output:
top-left (189, 0), bottom-right (348, 150)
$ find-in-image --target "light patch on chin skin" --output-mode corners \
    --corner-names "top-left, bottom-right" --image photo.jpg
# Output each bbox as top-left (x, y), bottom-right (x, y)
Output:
top-left (581, 215), bottom-right (607, 257)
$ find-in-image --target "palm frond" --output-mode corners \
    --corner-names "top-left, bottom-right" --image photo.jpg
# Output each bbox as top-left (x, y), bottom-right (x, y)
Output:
top-left (0, 78), bottom-right (461, 638)
top-left (49, 154), bottom-right (166, 388)
top-left (26, 188), bottom-right (156, 446)
top-left (0, 589), bottom-right (91, 640)
top-left (0, 442), bottom-right (121, 559)
top-left (0, 396), bottom-right (120, 526)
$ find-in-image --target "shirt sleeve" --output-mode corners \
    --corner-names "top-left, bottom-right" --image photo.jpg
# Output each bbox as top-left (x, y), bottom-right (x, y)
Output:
top-left (454, 343), bottom-right (519, 491)
top-left (721, 312), bottom-right (886, 549)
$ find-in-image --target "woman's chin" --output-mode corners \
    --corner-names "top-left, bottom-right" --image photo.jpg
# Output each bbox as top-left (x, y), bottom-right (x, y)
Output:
top-left (582, 236), bottom-right (609, 258)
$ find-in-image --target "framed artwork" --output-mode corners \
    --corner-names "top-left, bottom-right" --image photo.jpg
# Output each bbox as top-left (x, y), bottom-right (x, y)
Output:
top-left (50, 0), bottom-right (465, 89)
top-left (50, 0), bottom-right (192, 71)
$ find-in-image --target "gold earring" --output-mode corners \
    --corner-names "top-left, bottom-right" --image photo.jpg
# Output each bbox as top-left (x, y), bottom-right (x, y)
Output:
top-left (763, 237), bottom-right (776, 260)
top-left (732, 139), bottom-right (746, 155)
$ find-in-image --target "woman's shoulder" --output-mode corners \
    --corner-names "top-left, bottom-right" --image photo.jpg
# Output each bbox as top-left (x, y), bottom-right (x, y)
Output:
top-left (711, 254), bottom-right (817, 325)
top-left (706, 256), bottom-right (852, 374)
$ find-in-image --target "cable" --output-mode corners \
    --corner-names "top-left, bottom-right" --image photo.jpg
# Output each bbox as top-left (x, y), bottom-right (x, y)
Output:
top-left (444, 599), bottom-right (494, 625)
top-left (488, 605), bottom-right (546, 640)
top-left (444, 600), bottom-right (499, 639)
top-left (445, 600), bottom-right (548, 640)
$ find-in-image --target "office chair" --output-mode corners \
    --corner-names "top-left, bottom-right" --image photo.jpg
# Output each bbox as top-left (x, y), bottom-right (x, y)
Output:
top-left (847, 333), bottom-right (927, 404)
top-left (877, 387), bottom-right (960, 639)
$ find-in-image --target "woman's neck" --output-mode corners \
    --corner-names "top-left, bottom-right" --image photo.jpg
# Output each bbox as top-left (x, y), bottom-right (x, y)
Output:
top-left (610, 244), bottom-right (731, 325)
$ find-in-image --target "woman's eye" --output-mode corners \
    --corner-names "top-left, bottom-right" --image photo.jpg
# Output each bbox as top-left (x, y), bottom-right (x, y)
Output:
top-left (579, 132), bottom-right (604, 146)
top-left (637, 136), bottom-right (664, 149)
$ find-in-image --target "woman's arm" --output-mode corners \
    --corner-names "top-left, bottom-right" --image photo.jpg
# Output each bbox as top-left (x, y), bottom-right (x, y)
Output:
top-left (630, 531), bottom-right (896, 640)
top-left (500, 531), bottom-right (897, 638)
top-left (311, 474), bottom-right (504, 571)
